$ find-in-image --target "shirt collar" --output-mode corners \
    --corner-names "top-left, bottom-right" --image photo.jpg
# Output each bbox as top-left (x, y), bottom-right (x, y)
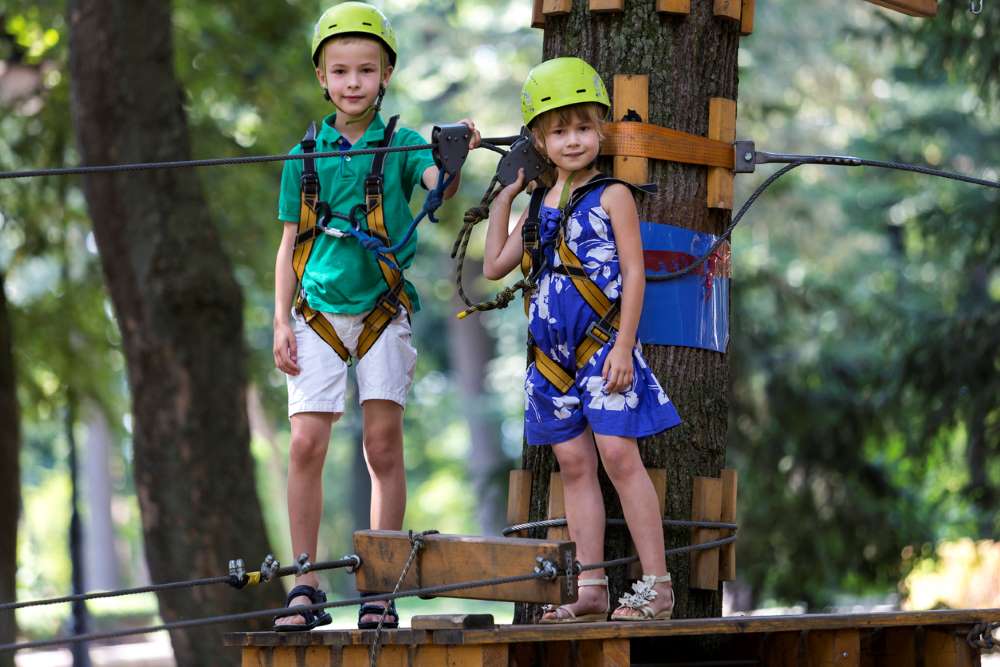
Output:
top-left (318, 112), bottom-right (387, 149)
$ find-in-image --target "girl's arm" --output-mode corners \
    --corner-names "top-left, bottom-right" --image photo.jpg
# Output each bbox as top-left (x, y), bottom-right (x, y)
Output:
top-left (600, 183), bottom-right (645, 393)
top-left (483, 170), bottom-right (530, 280)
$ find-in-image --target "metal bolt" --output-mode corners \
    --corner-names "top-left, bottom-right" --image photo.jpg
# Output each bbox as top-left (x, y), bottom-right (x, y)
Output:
top-left (744, 151), bottom-right (754, 161)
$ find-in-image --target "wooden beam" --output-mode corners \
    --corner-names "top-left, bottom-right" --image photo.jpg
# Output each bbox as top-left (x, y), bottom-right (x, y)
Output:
top-left (740, 0), bottom-right (756, 35)
top-left (807, 629), bottom-right (860, 666)
top-left (714, 0), bottom-right (742, 21)
top-left (707, 97), bottom-right (737, 209)
top-left (657, 0), bottom-right (691, 13)
top-left (507, 470), bottom-right (533, 526)
top-left (542, 0), bottom-right (573, 16)
top-left (923, 628), bottom-right (979, 667)
top-left (863, 0), bottom-right (938, 17)
top-left (353, 530), bottom-right (575, 604)
top-left (611, 74), bottom-right (649, 185)
top-left (579, 639), bottom-right (629, 666)
top-left (719, 468), bottom-right (738, 581)
top-left (532, 0), bottom-right (546, 28)
top-left (546, 472), bottom-right (570, 541)
top-left (590, 0), bottom-right (624, 11)
top-left (690, 476), bottom-right (722, 590)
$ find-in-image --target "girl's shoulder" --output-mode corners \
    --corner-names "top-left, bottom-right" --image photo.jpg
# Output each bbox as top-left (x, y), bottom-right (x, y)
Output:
top-left (599, 181), bottom-right (638, 213)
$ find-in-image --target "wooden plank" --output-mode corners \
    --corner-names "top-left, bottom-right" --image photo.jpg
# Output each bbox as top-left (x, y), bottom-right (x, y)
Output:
top-left (579, 638), bottom-right (629, 666)
top-left (740, 0), bottom-right (756, 35)
top-left (657, 0), bottom-right (691, 13)
top-left (714, 0), bottom-right (742, 20)
top-left (707, 97), bottom-right (737, 210)
top-left (507, 470), bottom-right (533, 526)
top-left (242, 648), bottom-right (264, 667)
top-left (600, 122), bottom-right (734, 169)
top-left (763, 632), bottom-right (802, 667)
top-left (629, 468), bottom-right (666, 578)
top-left (532, 0), bottom-right (545, 28)
top-left (719, 468), bottom-right (738, 581)
top-left (862, 0), bottom-right (938, 18)
top-left (546, 472), bottom-right (570, 541)
top-left (923, 628), bottom-right (978, 667)
top-left (806, 629), bottom-right (860, 666)
top-left (866, 627), bottom-right (916, 667)
top-left (353, 530), bottom-right (575, 604)
top-left (690, 476), bottom-right (723, 590)
top-left (414, 645), bottom-right (449, 667)
top-left (590, 0), bottom-right (624, 11)
top-left (273, 647), bottom-right (297, 667)
top-left (412, 614), bottom-right (495, 630)
top-left (611, 75), bottom-right (649, 185)
top-left (447, 645), bottom-right (508, 667)
top-left (542, 0), bottom-right (573, 16)
top-left (304, 646), bottom-right (334, 667)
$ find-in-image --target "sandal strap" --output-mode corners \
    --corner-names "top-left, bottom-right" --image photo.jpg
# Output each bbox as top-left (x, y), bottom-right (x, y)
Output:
top-left (286, 584), bottom-right (326, 606)
top-left (641, 573), bottom-right (671, 584)
top-left (578, 577), bottom-right (608, 587)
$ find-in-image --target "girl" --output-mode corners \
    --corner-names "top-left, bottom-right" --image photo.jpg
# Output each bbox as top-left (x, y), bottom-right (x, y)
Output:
top-left (483, 57), bottom-right (682, 623)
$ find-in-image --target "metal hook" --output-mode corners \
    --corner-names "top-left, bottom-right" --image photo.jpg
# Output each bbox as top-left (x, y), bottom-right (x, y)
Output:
top-left (970, 0), bottom-right (983, 14)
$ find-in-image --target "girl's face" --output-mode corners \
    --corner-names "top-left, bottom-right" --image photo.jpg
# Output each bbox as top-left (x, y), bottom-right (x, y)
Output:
top-left (315, 38), bottom-right (392, 118)
top-left (542, 113), bottom-right (601, 174)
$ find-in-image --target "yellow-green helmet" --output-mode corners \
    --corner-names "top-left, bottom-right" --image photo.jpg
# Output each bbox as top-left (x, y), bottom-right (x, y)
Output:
top-left (521, 57), bottom-right (609, 127)
top-left (311, 2), bottom-right (398, 67)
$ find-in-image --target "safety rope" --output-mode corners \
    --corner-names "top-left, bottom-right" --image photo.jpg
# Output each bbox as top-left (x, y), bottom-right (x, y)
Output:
top-left (451, 174), bottom-right (504, 309)
top-left (0, 535), bottom-right (737, 653)
top-left (502, 517), bottom-right (739, 537)
top-left (369, 530), bottom-right (438, 667)
top-left (0, 554), bottom-right (360, 611)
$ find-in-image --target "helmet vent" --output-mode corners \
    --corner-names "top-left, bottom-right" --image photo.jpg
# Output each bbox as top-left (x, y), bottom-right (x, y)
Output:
top-left (576, 89), bottom-right (586, 93)
top-left (329, 23), bottom-right (337, 28)
top-left (540, 96), bottom-right (551, 102)
top-left (362, 21), bottom-right (372, 25)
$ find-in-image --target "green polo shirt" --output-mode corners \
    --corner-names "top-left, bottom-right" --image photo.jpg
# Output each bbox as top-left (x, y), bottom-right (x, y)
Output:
top-left (278, 113), bottom-right (436, 315)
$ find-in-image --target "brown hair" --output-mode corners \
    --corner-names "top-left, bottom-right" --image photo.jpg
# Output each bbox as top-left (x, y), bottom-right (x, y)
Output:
top-left (529, 102), bottom-right (607, 186)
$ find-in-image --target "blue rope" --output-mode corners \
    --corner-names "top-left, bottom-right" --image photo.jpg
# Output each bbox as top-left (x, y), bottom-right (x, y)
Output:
top-left (374, 169), bottom-right (455, 256)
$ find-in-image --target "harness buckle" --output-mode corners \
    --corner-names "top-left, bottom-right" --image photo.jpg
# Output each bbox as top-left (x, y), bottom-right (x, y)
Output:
top-left (584, 319), bottom-right (614, 347)
top-left (364, 175), bottom-right (384, 197)
top-left (301, 171), bottom-right (320, 197)
top-left (374, 291), bottom-right (400, 318)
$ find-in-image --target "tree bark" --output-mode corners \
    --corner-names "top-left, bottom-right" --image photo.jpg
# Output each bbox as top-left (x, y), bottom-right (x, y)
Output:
top-left (519, 1), bottom-right (737, 621)
top-left (68, 2), bottom-right (281, 664)
top-left (0, 273), bottom-right (20, 667)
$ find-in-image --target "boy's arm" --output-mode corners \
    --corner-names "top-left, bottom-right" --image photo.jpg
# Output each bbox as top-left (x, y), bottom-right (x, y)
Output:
top-left (600, 183), bottom-right (645, 393)
top-left (483, 170), bottom-right (529, 280)
top-left (421, 118), bottom-right (480, 199)
top-left (273, 222), bottom-right (300, 376)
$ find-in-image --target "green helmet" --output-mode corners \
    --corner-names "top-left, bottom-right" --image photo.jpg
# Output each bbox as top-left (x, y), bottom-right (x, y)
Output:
top-left (311, 2), bottom-right (398, 67)
top-left (521, 57), bottom-right (609, 127)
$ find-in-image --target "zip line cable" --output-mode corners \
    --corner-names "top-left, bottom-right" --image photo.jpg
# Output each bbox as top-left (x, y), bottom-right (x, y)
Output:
top-left (0, 536), bottom-right (736, 653)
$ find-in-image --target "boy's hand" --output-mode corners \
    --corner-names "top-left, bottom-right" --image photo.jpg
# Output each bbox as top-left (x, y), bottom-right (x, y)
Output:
top-left (499, 168), bottom-right (526, 202)
top-left (601, 341), bottom-right (634, 394)
top-left (274, 321), bottom-right (300, 376)
top-left (455, 118), bottom-right (481, 150)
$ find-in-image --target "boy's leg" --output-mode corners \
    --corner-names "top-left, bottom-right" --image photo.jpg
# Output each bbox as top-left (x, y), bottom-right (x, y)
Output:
top-left (541, 429), bottom-right (609, 620)
top-left (594, 434), bottom-right (673, 617)
top-left (275, 410), bottom-right (340, 628)
top-left (361, 399), bottom-right (406, 530)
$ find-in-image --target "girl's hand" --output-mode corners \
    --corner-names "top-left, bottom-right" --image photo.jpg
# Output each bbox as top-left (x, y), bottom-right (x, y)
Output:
top-left (456, 118), bottom-right (481, 150)
top-left (273, 321), bottom-right (300, 376)
top-left (499, 168), bottom-right (526, 202)
top-left (601, 341), bottom-right (634, 394)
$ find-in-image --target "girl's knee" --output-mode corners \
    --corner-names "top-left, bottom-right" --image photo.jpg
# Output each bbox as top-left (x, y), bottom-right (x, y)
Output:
top-left (598, 441), bottom-right (643, 480)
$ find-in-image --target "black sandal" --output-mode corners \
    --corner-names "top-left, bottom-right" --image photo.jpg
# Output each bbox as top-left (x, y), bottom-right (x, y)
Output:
top-left (357, 594), bottom-right (398, 630)
top-left (273, 584), bottom-right (333, 632)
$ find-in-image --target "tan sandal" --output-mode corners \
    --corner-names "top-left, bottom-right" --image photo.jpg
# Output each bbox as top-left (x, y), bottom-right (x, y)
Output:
top-left (610, 573), bottom-right (674, 621)
top-left (539, 577), bottom-right (609, 624)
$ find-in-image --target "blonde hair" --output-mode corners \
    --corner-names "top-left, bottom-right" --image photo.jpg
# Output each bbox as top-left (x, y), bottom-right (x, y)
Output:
top-left (529, 102), bottom-right (607, 186)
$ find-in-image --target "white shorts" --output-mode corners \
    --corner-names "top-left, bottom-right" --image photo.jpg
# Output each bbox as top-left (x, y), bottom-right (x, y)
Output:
top-left (286, 307), bottom-right (417, 417)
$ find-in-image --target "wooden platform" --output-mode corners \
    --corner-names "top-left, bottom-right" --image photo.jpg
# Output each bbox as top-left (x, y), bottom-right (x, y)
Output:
top-left (225, 607), bottom-right (1000, 666)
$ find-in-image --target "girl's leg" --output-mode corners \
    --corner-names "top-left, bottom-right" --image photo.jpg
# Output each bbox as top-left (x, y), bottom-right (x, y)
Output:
top-left (594, 434), bottom-right (673, 618)
top-left (540, 429), bottom-right (609, 620)
top-left (276, 411), bottom-right (339, 627)
top-left (358, 398), bottom-right (406, 625)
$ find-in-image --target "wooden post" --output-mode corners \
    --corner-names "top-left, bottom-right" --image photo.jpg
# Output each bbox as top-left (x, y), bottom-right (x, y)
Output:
top-left (713, 0), bottom-right (742, 21)
top-left (656, 0), bottom-right (691, 13)
top-left (740, 0), bottom-right (756, 35)
top-left (707, 97), bottom-right (736, 209)
top-left (629, 469), bottom-right (667, 578)
top-left (690, 476), bottom-right (722, 590)
top-left (806, 629), bottom-right (861, 666)
top-left (923, 628), bottom-right (979, 667)
top-left (589, 0), bottom-right (624, 11)
top-left (532, 0), bottom-right (546, 28)
top-left (542, 0), bottom-right (573, 16)
top-left (546, 472), bottom-right (570, 541)
top-left (507, 470), bottom-right (533, 526)
top-left (719, 468), bottom-right (737, 581)
top-left (579, 638), bottom-right (630, 666)
top-left (611, 75), bottom-right (649, 185)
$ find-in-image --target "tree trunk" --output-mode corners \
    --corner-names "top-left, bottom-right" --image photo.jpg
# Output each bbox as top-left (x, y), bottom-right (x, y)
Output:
top-left (68, 2), bottom-right (282, 664)
top-left (0, 273), bottom-right (20, 667)
top-left (519, 1), bottom-right (737, 621)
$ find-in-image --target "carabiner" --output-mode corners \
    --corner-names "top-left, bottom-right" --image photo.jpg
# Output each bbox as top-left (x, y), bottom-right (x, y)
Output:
top-left (971, 0), bottom-right (983, 14)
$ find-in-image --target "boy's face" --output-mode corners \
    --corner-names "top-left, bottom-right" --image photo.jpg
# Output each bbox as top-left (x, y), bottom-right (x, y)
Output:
top-left (315, 38), bottom-right (393, 118)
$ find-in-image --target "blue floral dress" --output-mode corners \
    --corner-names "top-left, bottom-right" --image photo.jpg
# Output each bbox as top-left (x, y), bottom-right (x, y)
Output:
top-left (524, 182), bottom-right (682, 446)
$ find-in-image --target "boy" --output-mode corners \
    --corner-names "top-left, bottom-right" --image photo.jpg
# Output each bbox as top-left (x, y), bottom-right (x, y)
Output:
top-left (272, 1), bottom-right (478, 630)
